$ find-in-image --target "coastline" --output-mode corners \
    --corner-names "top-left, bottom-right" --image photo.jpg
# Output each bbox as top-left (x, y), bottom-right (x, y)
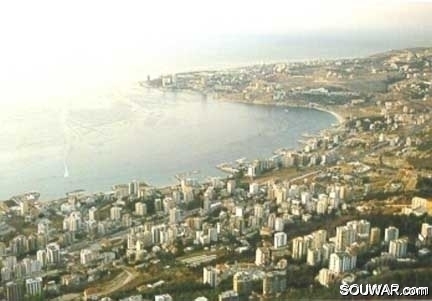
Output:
top-left (212, 97), bottom-right (346, 126)
top-left (140, 81), bottom-right (346, 126)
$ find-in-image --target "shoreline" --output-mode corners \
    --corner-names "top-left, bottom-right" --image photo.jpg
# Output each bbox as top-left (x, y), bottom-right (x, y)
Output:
top-left (141, 81), bottom-right (346, 126)
top-left (212, 96), bottom-right (346, 126)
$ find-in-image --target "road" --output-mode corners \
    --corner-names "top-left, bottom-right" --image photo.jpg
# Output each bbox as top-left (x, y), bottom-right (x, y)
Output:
top-left (96, 265), bottom-right (138, 297)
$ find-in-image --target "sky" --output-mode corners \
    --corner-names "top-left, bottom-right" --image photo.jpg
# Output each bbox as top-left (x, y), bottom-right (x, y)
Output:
top-left (0, 0), bottom-right (432, 107)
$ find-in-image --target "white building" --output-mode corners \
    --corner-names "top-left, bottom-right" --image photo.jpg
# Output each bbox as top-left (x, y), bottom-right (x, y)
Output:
top-left (80, 248), bottom-right (94, 265)
top-left (389, 238), bottom-right (408, 258)
top-left (203, 266), bottom-right (219, 287)
top-left (227, 180), bottom-right (236, 195)
top-left (370, 227), bottom-right (381, 245)
top-left (329, 252), bottom-right (356, 274)
top-left (307, 248), bottom-right (322, 266)
top-left (384, 226), bottom-right (399, 243)
top-left (335, 225), bottom-right (356, 251)
top-left (274, 217), bottom-right (284, 232)
top-left (36, 250), bottom-right (47, 267)
top-left (63, 211), bottom-right (82, 232)
top-left (322, 242), bottom-right (336, 262)
top-left (254, 204), bottom-right (264, 218)
top-left (235, 207), bottom-right (244, 218)
top-left (154, 294), bottom-right (173, 301)
top-left (318, 268), bottom-right (332, 287)
top-left (169, 208), bottom-right (181, 224)
top-left (274, 232), bottom-right (287, 249)
top-left (183, 187), bottom-right (194, 203)
top-left (89, 207), bottom-right (98, 222)
top-left (255, 247), bottom-right (270, 266)
top-left (316, 198), bottom-right (329, 214)
top-left (347, 219), bottom-right (371, 242)
top-left (249, 182), bottom-right (259, 195)
top-left (421, 223), bottom-right (432, 240)
top-left (134, 202), bottom-right (147, 216)
top-left (412, 196), bottom-right (428, 210)
top-left (218, 290), bottom-right (239, 301)
top-left (292, 236), bottom-right (308, 260)
top-left (151, 224), bottom-right (166, 244)
top-left (37, 220), bottom-right (50, 236)
top-left (46, 243), bottom-right (61, 265)
top-left (120, 295), bottom-right (143, 301)
top-left (25, 277), bottom-right (42, 296)
top-left (110, 206), bottom-right (122, 221)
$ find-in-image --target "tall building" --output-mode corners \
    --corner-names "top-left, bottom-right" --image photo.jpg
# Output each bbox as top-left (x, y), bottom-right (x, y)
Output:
top-left (255, 247), bottom-right (270, 266)
top-left (318, 268), bottom-right (334, 287)
top-left (292, 236), bottom-right (307, 259)
top-left (122, 213), bottom-right (132, 228)
top-left (87, 206), bottom-right (97, 222)
top-left (46, 243), bottom-right (60, 265)
top-left (421, 223), bottom-right (432, 240)
top-left (37, 220), bottom-right (50, 237)
top-left (322, 242), bottom-right (335, 262)
top-left (135, 202), bottom-right (147, 216)
top-left (20, 200), bottom-right (29, 216)
top-left (63, 211), bottom-right (82, 233)
top-left (384, 226), bottom-right (399, 243)
top-left (335, 225), bottom-right (356, 251)
top-left (110, 206), bottom-right (122, 221)
top-left (329, 252), bottom-right (356, 274)
top-left (274, 217), bottom-right (284, 232)
top-left (10, 235), bottom-right (27, 256)
top-left (80, 248), bottom-right (94, 265)
top-left (316, 198), bottom-right (329, 214)
top-left (389, 238), bottom-right (408, 258)
top-left (172, 190), bottom-right (181, 204)
top-left (36, 249), bottom-right (47, 267)
top-left (312, 229), bottom-right (327, 249)
top-left (203, 266), bottom-right (218, 287)
top-left (26, 234), bottom-right (38, 252)
top-left (183, 187), bottom-right (194, 203)
top-left (262, 271), bottom-right (287, 296)
top-left (151, 224), bottom-right (166, 244)
top-left (129, 180), bottom-right (139, 196)
top-left (1, 267), bottom-right (12, 282)
top-left (227, 180), bottom-right (236, 195)
top-left (370, 227), bottom-right (381, 245)
top-left (274, 232), bottom-right (288, 248)
top-left (233, 271), bottom-right (253, 297)
top-left (6, 281), bottom-right (24, 301)
top-left (412, 196), bottom-right (428, 210)
top-left (254, 204), bottom-right (264, 218)
top-left (249, 182), bottom-right (259, 195)
top-left (307, 248), bottom-right (322, 266)
top-left (25, 277), bottom-right (42, 296)
top-left (169, 208), bottom-right (181, 224)
top-left (347, 219), bottom-right (370, 242)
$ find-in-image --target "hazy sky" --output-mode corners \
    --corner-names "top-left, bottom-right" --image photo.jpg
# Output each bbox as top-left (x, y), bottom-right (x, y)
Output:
top-left (0, 0), bottom-right (432, 106)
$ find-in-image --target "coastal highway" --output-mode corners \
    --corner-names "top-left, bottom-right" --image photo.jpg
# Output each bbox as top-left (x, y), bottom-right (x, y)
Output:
top-left (288, 170), bottom-right (321, 182)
